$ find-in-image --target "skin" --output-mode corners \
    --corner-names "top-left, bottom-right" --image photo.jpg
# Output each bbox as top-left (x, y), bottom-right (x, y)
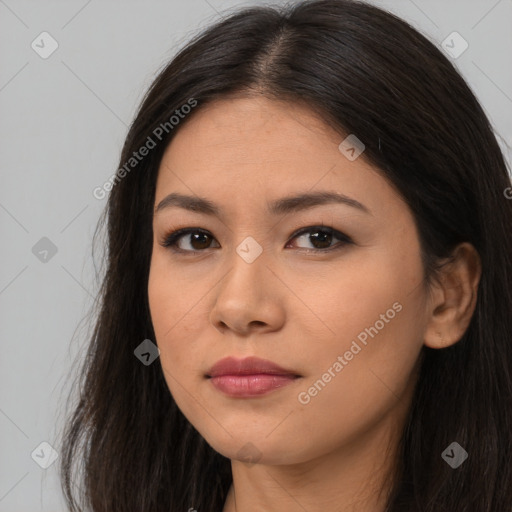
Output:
top-left (148, 94), bottom-right (481, 511)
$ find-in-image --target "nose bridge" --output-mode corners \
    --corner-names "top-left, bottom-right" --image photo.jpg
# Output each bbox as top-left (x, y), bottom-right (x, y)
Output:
top-left (210, 236), bottom-right (284, 333)
top-left (222, 234), bottom-right (270, 300)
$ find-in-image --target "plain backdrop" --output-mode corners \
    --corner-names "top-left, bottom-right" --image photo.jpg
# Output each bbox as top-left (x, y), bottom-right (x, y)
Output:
top-left (1, 0), bottom-right (511, 510)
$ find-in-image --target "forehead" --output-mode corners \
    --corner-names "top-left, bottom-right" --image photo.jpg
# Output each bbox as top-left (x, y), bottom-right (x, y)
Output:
top-left (154, 96), bottom-right (406, 220)
top-left (164, 95), bottom-right (343, 158)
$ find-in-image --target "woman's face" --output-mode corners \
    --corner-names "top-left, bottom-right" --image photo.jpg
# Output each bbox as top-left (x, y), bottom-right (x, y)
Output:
top-left (148, 95), bottom-right (430, 466)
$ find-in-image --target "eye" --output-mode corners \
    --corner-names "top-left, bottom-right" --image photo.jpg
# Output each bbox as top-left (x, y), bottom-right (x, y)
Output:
top-left (286, 225), bottom-right (352, 252)
top-left (159, 225), bottom-right (352, 254)
top-left (160, 228), bottom-right (219, 253)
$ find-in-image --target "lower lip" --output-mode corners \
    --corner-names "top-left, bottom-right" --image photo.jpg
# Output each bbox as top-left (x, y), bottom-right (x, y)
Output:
top-left (209, 374), bottom-right (299, 397)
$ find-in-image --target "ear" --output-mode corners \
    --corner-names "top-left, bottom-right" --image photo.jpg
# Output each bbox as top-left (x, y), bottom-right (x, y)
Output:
top-left (424, 242), bottom-right (482, 349)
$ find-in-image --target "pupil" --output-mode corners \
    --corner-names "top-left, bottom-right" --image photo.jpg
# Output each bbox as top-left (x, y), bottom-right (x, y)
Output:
top-left (192, 232), bottom-right (210, 249)
top-left (312, 230), bottom-right (331, 248)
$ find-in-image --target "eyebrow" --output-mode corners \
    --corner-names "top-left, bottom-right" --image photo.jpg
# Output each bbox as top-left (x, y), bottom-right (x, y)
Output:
top-left (154, 191), bottom-right (371, 217)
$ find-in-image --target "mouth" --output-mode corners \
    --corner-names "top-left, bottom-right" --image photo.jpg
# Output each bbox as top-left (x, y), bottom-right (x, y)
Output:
top-left (206, 356), bottom-right (302, 398)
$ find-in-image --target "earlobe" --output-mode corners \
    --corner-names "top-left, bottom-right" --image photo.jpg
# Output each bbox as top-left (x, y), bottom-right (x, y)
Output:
top-left (423, 242), bottom-right (482, 349)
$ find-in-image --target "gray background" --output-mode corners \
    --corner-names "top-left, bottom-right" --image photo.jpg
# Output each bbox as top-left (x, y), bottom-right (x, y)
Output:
top-left (1, 0), bottom-right (511, 510)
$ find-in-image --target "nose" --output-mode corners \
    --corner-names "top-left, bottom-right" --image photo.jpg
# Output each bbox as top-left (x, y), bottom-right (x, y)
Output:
top-left (209, 247), bottom-right (286, 336)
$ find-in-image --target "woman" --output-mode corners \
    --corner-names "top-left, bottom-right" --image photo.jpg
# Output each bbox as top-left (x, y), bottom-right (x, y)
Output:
top-left (59, 0), bottom-right (512, 510)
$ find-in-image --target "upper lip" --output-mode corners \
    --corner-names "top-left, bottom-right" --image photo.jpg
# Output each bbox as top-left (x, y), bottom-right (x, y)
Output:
top-left (206, 356), bottom-right (300, 378)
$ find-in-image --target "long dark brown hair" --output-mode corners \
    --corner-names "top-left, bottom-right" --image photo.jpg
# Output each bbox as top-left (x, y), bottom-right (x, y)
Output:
top-left (58, 1), bottom-right (512, 510)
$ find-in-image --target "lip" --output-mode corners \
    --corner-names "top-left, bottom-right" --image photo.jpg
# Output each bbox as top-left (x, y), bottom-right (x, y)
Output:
top-left (206, 356), bottom-right (301, 398)
top-left (207, 356), bottom-right (299, 378)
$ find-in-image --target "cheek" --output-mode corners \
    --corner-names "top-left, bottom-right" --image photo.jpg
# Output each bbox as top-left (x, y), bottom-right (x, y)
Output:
top-left (301, 244), bottom-right (426, 402)
top-left (306, 247), bottom-right (421, 348)
top-left (148, 257), bottom-right (193, 377)
top-left (287, 282), bottom-right (424, 463)
top-left (148, 267), bottom-right (202, 424)
top-left (148, 251), bottom-right (202, 343)
top-left (147, 253), bottom-right (214, 416)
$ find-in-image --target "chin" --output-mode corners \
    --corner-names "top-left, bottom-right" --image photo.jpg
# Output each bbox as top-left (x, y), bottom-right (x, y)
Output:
top-left (197, 426), bottom-right (310, 466)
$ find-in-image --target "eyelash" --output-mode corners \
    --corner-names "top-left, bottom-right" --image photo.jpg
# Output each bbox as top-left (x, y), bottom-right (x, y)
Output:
top-left (159, 225), bottom-right (353, 255)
